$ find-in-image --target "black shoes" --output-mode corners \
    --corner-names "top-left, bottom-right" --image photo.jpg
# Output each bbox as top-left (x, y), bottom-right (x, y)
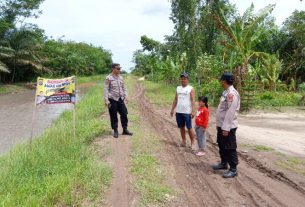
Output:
top-left (113, 128), bottom-right (133, 138)
top-left (122, 128), bottom-right (133, 136)
top-left (113, 129), bottom-right (119, 138)
top-left (212, 163), bottom-right (228, 170)
top-left (223, 170), bottom-right (238, 178)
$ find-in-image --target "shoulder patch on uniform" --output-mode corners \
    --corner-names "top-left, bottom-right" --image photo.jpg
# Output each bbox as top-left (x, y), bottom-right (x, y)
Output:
top-left (227, 93), bottom-right (234, 102)
top-left (105, 79), bottom-right (110, 85)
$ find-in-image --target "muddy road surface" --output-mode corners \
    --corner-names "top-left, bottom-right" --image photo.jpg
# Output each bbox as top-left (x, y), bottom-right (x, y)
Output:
top-left (0, 83), bottom-right (94, 155)
top-left (136, 83), bottom-right (305, 207)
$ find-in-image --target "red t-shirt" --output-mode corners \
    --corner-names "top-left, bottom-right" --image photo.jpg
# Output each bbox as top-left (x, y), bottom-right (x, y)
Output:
top-left (195, 106), bottom-right (209, 128)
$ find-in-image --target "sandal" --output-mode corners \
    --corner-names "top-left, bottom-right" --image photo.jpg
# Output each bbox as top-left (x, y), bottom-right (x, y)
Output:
top-left (196, 151), bottom-right (206, 156)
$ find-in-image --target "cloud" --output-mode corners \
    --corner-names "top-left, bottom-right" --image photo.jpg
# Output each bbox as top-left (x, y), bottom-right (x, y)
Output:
top-left (26, 0), bottom-right (173, 70)
top-left (230, 0), bottom-right (305, 25)
top-left (142, 1), bottom-right (171, 15)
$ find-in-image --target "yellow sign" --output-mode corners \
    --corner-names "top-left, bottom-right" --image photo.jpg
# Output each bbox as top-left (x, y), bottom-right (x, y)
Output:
top-left (36, 76), bottom-right (76, 105)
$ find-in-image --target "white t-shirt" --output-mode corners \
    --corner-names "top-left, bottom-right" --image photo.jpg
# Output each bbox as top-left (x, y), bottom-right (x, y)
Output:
top-left (176, 85), bottom-right (193, 114)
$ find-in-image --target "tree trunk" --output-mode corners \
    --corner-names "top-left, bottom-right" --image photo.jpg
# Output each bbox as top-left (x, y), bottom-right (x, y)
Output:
top-left (11, 58), bottom-right (16, 83)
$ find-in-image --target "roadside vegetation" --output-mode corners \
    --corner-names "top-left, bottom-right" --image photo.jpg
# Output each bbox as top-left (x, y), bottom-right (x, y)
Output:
top-left (0, 77), bottom-right (112, 206)
top-left (127, 77), bottom-right (173, 206)
top-left (144, 80), bottom-right (175, 106)
top-left (132, 1), bottom-right (305, 110)
top-left (277, 156), bottom-right (305, 177)
top-left (0, 83), bottom-right (26, 94)
top-left (0, 0), bottom-right (112, 83)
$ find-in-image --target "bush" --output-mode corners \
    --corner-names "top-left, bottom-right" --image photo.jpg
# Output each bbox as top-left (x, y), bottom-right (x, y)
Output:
top-left (198, 79), bottom-right (223, 106)
top-left (257, 91), bottom-right (302, 106)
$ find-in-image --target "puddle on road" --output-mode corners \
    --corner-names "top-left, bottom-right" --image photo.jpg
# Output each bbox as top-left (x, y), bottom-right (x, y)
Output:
top-left (0, 83), bottom-right (97, 155)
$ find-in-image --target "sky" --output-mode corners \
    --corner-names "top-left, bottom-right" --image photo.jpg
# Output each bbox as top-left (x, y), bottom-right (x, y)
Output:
top-left (27, 0), bottom-right (305, 71)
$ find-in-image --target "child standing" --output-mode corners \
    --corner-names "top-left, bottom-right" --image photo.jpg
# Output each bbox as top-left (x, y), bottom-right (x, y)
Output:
top-left (195, 96), bottom-right (209, 156)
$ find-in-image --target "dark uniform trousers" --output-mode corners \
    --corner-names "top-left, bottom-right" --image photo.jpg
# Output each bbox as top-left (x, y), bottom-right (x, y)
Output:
top-left (217, 127), bottom-right (238, 169)
top-left (108, 98), bottom-right (128, 130)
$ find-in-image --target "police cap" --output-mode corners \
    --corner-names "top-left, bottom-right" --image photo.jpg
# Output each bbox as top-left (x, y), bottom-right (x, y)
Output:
top-left (220, 72), bottom-right (234, 85)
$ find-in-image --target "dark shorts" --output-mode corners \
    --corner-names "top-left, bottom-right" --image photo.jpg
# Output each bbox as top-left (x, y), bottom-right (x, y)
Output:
top-left (176, 113), bottom-right (192, 129)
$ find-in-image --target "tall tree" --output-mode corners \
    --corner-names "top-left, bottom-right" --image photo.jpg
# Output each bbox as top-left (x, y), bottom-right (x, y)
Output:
top-left (213, 4), bottom-right (275, 92)
top-left (1, 24), bottom-right (44, 82)
top-left (280, 10), bottom-right (305, 84)
top-left (0, 0), bottom-right (44, 38)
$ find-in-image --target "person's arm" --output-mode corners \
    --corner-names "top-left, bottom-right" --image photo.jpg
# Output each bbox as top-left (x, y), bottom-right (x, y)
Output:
top-left (170, 92), bottom-right (178, 117)
top-left (104, 78), bottom-right (110, 106)
top-left (222, 93), bottom-right (238, 136)
top-left (190, 87), bottom-right (195, 118)
top-left (122, 77), bottom-right (128, 103)
top-left (202, 108), bottom-right (209, 130)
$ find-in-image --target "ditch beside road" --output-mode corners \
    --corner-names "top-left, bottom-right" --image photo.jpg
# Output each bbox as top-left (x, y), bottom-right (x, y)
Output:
top-left (0, 82), bottom-right (95, 155)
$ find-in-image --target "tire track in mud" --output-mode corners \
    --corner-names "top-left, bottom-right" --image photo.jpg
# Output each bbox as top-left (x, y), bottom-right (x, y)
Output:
top-left (136, 82), bottom-right (305, 207)
top-left (137, 84), bottom-right (243, 207)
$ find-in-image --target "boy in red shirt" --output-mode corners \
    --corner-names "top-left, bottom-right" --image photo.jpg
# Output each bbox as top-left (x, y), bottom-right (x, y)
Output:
top-left (195, 96), bottom-right (209, 156)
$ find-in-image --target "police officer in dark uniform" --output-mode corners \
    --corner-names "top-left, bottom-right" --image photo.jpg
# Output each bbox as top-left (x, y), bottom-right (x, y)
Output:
top-left (212, 72), bottom-right (240, 178)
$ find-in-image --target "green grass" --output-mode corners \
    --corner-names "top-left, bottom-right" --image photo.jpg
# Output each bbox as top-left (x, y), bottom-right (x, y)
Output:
top-left (144, 80), bottom-right (176, 106)
top-left (254, 91), bottom-right (303, 108)
top-left (0, 82), bottom-right (112, 206)
top-left (276, 156), bottom-right (305, 176)
top-left (77, 75), bottom-right (104, 84)
top-left (0, 84), bottom-right (25, 94)
top-left (127, 76), bottom-right (172, 206)
top-left (254, 145), bottom-right (274, 152)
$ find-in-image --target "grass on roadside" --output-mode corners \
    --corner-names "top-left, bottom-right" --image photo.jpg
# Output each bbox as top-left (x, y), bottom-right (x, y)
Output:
top-left (0, 75), bottom-right (104, 95)
top-left (0, 84), bottom-right (26, 94)
top-left (144, 80), bottom-right (175, 106)
top-left (254, 145), bottom-right (274, 152)
top-left (77, 75), bottom-right (104, 84)
top-left (276, 156), bottom-right (305, 177)
top-left (0, 81), bottom-right (112, 206)
top-left (127, 76), bottom-right (172, 206)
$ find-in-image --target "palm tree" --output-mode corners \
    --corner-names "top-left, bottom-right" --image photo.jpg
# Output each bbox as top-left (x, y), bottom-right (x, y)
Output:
top-left (213, 4), bottom-right (275, 92)
top-left (1, 25), bottom-right (44, 82)
top-left (0, 45), bottom-right (13, 81)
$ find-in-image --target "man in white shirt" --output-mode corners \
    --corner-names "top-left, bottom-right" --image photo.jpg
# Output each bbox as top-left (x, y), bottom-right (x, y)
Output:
top-left (170, 72), bottom-right (196, 149)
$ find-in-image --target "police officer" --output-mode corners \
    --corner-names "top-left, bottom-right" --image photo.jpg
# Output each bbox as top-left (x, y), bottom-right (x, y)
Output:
top-left (104, 63), bottom-right (133, 138)
top-left (212, 72), bottom-right (240, 178)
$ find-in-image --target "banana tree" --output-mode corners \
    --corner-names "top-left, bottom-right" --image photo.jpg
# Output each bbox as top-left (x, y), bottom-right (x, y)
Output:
top-left (260, 54), bottom-right (282, 91)
top-left (213, 4), bottom-right (275, 92)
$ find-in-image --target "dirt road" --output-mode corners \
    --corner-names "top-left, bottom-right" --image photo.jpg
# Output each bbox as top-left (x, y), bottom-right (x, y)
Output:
top-left (238, 112), bottom-right (305, 156)
top-left (134, 82), bottom-right (305, 207)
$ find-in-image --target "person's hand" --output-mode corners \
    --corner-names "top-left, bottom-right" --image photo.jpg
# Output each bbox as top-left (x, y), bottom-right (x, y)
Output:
top-left (125, 97), bottom-right (128, 104)
top-left (202, 127), bottom-right (206, 132)
top-left (222, 130), bottom-right (229, 137)
top-left (191, 111), bottom-right (195, 119)
top-left (170, 110), bottom-right (174, 117)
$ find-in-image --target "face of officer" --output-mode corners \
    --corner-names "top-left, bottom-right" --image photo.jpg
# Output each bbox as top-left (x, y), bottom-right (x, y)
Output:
top-left (180, 77), bottom-right (188, 87)
top-left (221, 79), bottom-right (230, 90)
top-left (112, 65), bottom-right (121, 75)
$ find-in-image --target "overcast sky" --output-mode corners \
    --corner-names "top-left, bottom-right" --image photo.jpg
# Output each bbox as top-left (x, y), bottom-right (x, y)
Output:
top-left (27, 0), bottom-right (305, 71)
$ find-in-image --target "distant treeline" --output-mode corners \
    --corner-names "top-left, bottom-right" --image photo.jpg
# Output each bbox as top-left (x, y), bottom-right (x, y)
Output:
top-left (132, 0), bottom-right (305, 97)
top-left (0, 0), bottom-right (112, 83)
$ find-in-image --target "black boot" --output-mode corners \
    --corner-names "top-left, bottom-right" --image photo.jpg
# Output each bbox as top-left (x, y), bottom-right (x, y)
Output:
top-left (122, 128), bottom-right (133, 136)
top-left (223, 169), bottom-right (238, 178)
top-left (212, 163), bottom-right (228, 170)
top-left (113, 129), bottom-right (119, 138)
